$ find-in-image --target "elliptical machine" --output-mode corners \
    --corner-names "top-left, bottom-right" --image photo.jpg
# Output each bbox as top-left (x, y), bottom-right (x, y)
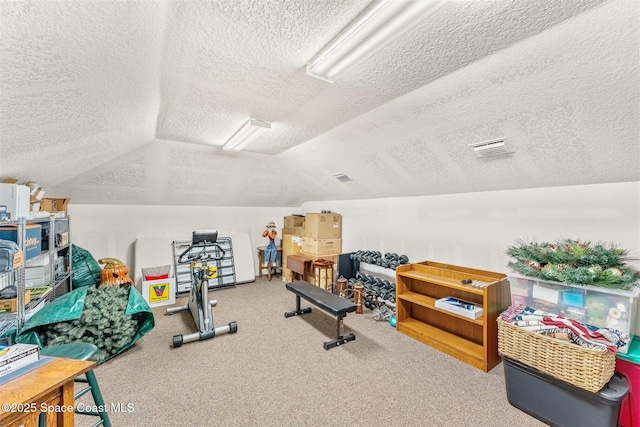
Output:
top-left (166, 230), bottom-right (238, 348)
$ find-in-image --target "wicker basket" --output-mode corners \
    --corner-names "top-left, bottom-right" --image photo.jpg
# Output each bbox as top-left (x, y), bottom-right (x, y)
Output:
top-left (497, 317), bottom-right (616, 392)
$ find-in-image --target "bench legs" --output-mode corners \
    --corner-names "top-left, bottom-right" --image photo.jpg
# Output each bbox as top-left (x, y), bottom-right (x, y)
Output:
top-left (284, 295), bottom-right (313, 318)
top-left (284, 295), bottom-right (356, 350)
top-left (324, 314), bottom-right (356, 350)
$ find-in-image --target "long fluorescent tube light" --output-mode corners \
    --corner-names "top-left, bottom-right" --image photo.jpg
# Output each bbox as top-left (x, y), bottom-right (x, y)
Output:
top-left (222, 119), bottom-right (271, 152)
top-left (306, 0), bottom-right (448, 83)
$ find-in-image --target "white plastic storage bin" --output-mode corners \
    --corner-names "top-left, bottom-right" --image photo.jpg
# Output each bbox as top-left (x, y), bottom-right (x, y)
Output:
top-left (508, 274), bottom-right (639, 354)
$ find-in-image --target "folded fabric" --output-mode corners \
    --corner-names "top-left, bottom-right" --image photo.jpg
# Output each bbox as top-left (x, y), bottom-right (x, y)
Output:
top-left (502, 305), bottom-right (629, 354)
top-left (499, 304), bottom-right (527, 322)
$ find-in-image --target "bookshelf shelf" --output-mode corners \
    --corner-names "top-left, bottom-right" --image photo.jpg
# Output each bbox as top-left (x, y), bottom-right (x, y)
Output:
top-left (395, 261), bottom-right (510, 372)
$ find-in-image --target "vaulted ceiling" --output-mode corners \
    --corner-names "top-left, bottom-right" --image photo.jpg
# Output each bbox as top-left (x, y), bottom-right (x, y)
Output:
top-left (1, 0), bottom-right (638, 207)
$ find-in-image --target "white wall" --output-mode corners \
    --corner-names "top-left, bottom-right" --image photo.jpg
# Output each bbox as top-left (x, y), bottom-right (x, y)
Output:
top-left (69, 182), bottom-right (639, 279)
top-left (68, 182), bottom-right (640, 327)
top-left (301, 181), bottom-right (640, 333)
top-left (67, 204), bottom-right (301, 281)
top-left (301, 181), bottom-right (640, 274)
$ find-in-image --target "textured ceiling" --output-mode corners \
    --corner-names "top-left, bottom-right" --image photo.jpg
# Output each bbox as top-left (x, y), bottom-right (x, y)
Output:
top-left (0, 0), bottom-right (638, 207)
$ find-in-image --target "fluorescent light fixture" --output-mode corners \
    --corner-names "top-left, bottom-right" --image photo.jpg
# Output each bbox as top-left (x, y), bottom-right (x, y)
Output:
top-left (222, 119), bottom-right (271, 152)
top-left (468, 138), bottom-right (511, 158)
top-left (306, 0), bottom-right (448, 83)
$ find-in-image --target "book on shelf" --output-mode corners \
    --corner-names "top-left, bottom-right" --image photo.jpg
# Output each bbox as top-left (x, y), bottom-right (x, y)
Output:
top-left (0, 343), bottom-right (40, 377)
top-left (25, 286), bottom-right (51, 299)
top-left (435, 297), bottom-right (484, 319)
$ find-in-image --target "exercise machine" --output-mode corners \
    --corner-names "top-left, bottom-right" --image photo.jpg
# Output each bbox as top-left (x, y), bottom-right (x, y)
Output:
top-left (166, 230), bottom-right (238, 348)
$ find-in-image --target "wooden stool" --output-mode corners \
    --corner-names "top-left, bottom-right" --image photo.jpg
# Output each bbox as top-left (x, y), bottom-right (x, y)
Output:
top-left (257, 245), bottom-right (282, 281)
top-left (40, 342), bottom-right (111, 427)
top-left (313, 259), bottom-right (334, 291)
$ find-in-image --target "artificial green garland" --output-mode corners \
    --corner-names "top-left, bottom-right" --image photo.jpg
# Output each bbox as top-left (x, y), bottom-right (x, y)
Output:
top-left (38, 285), bottom-right (139, 363)
top-left (506, 238), bottom-right (639, 290)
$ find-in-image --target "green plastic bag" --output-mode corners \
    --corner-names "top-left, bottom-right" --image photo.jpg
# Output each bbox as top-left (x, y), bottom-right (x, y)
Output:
top-left (17, 285), bottom-right (155, 363)
top-left (71, 244), bottom-right (102, 288)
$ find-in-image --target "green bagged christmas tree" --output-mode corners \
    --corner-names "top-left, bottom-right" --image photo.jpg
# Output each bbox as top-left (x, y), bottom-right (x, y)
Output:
top-left (39, 285), bottom-right (141, 363)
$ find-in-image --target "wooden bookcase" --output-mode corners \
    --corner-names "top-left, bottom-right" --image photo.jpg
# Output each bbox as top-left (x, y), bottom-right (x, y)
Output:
top-left (395, 261), bottom-right (510, 372)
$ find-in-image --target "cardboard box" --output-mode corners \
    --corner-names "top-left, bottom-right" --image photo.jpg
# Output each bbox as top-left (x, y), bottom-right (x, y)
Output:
top-left (282, 234), bottom-right (303, 254)
top-left (0, 290), bottom-right (31, 313)
top-left (12, 251), bottom-right (23, 269)
top-left (281, 227), bottom-right (305, 236)
top-left (508, 275), bottom-right (639, 353)
top-left (0, 183), bottom-right (30, 220)
top-left (303, 213), bottom-right (341, 238)
top-left (40, 219), bottom-right (70, 250)
top-left (301, 237), bottom-right (342, 256)
top-left (142, 278), bottom-right (176, 308)
top-left (282, 234), bottom-right (302, 279)
top-left (0, 224), bottom-right (42, 260)
top-left (40, 198), bottom-right (70, 215)
top-left (283, 269), bottom-right (293, 283)
top-left (58, 231), bottom-right (69, 247)
top-left (283, 215), bottom-right (305, 229)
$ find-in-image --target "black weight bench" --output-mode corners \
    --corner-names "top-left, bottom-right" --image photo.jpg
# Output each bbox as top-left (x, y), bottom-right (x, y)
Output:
top-left (284, 280), bottom-right (356, 350)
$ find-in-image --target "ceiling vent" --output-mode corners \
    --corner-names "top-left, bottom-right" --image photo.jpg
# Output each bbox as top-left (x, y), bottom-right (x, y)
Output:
top-left (333, 172), bottom-right (352, 182)
top-left (468, 138), bottom-right (511, 158)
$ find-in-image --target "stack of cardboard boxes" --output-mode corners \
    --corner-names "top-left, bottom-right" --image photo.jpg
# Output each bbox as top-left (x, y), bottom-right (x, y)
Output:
top-left (0, 179), bottom-right (70, 219)
top-left (282, 213), bottom-right (342, 286)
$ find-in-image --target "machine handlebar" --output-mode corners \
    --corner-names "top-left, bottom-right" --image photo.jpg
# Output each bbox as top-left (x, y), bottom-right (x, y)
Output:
top-left (178, 243), bottom-right (226, 264)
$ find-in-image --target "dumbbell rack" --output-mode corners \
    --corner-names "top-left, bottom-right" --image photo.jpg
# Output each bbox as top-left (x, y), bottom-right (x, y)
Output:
top-left (337, 251), bottom-right (407, 322)
top-left (172, 237), bottom-right (237, 294)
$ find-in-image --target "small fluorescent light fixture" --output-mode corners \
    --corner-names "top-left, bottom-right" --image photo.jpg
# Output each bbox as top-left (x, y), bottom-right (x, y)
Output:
top-left (306, 0), bottom-right (448, 83)
top-left (222, 119), bottom-right (271, 152)
top-left (468, 138), bottom-right (511, 158)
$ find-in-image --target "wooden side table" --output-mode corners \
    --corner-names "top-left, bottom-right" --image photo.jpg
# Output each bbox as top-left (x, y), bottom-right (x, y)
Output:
top-left (0, 357), bottom-right (96, 426)
top-left (286, 255), bottom-right (312, 282)
top-left (257, 246), bottom-right (283, 281)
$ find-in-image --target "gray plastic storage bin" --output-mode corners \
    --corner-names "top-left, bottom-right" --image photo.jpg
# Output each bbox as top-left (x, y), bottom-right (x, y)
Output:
top-left (503, 356), bottom-right (628, 427)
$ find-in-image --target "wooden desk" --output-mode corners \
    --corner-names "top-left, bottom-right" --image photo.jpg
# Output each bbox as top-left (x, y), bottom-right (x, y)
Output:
top-left (0, 357), bottom-right (96, 427)
top-left (257, 246), bottom-right (282, 281)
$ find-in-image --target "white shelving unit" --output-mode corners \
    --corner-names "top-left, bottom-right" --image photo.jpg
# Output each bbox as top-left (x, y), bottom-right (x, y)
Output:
top-left (0, 216), bottom-right (72, 344)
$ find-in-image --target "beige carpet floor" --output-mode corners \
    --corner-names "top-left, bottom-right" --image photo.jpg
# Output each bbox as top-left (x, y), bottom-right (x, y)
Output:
top-left (75, 277), bottom-right (545, 427)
